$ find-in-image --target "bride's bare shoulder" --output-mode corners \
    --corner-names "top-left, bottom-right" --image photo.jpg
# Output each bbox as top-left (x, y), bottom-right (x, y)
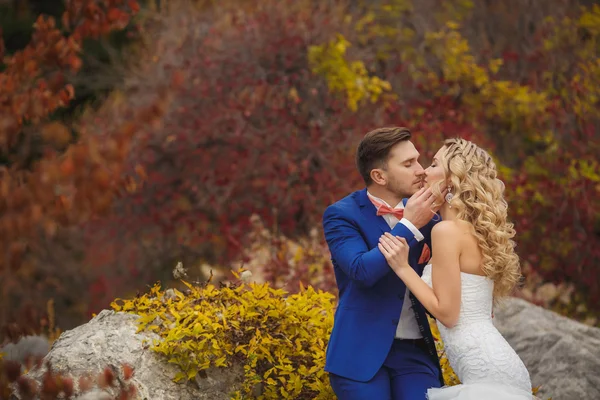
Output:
top-left (431, 220), bottom-right (462, 237)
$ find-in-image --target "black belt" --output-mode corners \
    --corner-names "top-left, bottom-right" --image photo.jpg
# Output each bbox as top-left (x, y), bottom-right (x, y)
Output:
top-left (394, 338), bottom-right (426, 347)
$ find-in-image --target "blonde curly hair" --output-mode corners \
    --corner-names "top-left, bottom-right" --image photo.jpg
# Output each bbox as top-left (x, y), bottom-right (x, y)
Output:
top-left (432, 138), bottom-right (521, 299)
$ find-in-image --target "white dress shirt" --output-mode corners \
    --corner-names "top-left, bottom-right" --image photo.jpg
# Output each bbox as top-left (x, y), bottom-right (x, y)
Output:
top-left (367, 192), bottom-right (423, 339)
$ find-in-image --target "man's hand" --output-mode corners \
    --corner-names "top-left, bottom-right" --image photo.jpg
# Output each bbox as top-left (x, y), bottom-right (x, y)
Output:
top-left (403, 186), bottom-right (445, 228)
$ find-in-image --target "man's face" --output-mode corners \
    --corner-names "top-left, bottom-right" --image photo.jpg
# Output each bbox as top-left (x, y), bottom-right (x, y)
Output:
top-left (374, 140), bottom-right (425, 197)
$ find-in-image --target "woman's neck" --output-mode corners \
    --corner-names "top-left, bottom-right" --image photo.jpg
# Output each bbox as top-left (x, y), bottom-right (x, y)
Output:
top-left (439, 202), bottom-right (459, 221)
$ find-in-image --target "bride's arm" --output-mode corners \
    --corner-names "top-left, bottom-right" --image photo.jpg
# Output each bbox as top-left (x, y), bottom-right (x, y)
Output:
top-left (378, 221), bottom-right (462, 328)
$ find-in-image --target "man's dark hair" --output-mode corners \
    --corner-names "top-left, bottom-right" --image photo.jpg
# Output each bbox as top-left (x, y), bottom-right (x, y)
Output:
top-left (356, 127), bottom-right (412, 185)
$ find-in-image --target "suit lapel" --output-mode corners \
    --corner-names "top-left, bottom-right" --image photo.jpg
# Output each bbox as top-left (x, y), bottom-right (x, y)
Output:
top-left (357, 189), bottom-right (391, 234)
top-left (400, 198), bottom-right (428, 270)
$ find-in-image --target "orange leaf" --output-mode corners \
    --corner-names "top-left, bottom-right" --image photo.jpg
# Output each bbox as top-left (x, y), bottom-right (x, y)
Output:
top-left (171, 70), bottom-right (185, 87)
top-left (122, 364), bottom-right (134, 380)
top-left (128, 0), bottom-right (141, 13)
top-left (59, 158), bottom-right (75, 177)
top-left (41, 121), bottom-right (71, 148)
top-left (135, 164), bottom-right (147, 181)
top-left (44, 220), bottom-right (57, 237)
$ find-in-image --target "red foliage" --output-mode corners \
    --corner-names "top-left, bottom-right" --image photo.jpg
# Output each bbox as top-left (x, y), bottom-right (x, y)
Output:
top-left (2, 0), bottom-right (596, 329)
top-left (69, 1), bottom-right (506, 315)
top-left (100, 1), bottom-right (482, 268)
top-left (0, 0), bottom-right (144, 327)
top-left (0, 360), bottom-right (136, 400)
top-left (493, 15), bottom-right (600, 306)
top-left (508, 136), bottom-right (600, 305)
top-left (475, 29), bottom-right (598, 307)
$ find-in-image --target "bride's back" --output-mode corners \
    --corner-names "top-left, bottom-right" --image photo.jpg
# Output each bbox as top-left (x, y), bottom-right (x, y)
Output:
top-left (453, 219), bottom-right (486, 277)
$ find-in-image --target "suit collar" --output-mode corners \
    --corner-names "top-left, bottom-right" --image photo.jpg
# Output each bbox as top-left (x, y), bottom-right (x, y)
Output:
top-left (357, 188), bottom-right (408, 208)
top-left (357, 188), bottom-right (391, 233)
top-left (357, 188), bottom-right (370, 208)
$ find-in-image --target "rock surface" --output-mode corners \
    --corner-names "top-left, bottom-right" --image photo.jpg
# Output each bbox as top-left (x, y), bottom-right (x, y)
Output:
top-left (1, 335), bottom-right (50, 364)
top-left (494, 297), bottom-right (600, 400)
top-left (10, 310), bottom-right (243, 400)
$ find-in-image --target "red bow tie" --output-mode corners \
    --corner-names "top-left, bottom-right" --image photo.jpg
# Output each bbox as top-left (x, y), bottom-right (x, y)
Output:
top-left (369, 197), bottom-right (404, 219)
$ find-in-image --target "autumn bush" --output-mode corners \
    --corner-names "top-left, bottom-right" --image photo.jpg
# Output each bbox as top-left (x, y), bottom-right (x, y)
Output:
top-left (0, 303), bottom-right (137, 399)
top-left (1, 0), bottom-right (598, 332)
top-left (0, 272), bottom-right (551, 399)
top-left (109, 273), bottom-right (558, 399)
top-left (62, 0), bottom-right (481, 322)
top-left (0, 358), bottom-right (137, 400)
top-left (111, 273), bottom-right (336, 399)
top-left (228, 0), bottom-right (599, 313)
top-left (0, 0), bottom-right (141, 325)
top-left (233, 215), bottom-right (337, 294)
top-left (0, 0), bottom-right (188, 328)
top-left (335, 0), bottom-right (600, 310)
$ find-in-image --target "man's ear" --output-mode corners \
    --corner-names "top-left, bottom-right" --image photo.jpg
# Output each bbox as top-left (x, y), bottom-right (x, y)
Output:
top-left (370, 168), bottom-right (387, 186)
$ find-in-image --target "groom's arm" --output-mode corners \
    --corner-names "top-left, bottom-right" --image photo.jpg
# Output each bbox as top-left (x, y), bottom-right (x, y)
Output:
top-left (399, 218), bottom-right (425, 242)
top-left (322, 205), bottom-right (420, 288)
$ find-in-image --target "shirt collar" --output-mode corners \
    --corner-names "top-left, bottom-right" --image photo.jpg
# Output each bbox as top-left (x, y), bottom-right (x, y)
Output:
top-left (366, 191), bottom-right (404, 209)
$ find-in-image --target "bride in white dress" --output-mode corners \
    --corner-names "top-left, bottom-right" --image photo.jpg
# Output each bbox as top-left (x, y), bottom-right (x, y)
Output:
top-left (378, 138), bottom-right (537, 399)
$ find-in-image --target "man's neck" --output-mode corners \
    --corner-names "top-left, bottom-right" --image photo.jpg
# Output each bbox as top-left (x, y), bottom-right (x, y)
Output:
top-left (366, 186), bottom-right (405, 207)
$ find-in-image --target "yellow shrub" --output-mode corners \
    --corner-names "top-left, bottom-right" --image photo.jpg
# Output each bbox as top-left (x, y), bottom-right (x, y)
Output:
top-left (308, 34), bottom-right (392, 111)
top-left (111, 274), bottom-right (552, 398)
top-left (427, 316), bottom-right (461, 386)
top-left (542, 5), bottom-right (600, 120)
top-left (111, 275), bottom-right (337, 399)
top-left (420, 22), bottom-right (549, 129)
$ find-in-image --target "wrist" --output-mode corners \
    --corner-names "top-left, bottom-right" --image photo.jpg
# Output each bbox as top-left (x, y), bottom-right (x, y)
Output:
top-left (393, 262), bottom-right (411, 274)
top-left (399, 218), bottom-right (425, 241)
top-left (402, 212), bottom-right (424, 229)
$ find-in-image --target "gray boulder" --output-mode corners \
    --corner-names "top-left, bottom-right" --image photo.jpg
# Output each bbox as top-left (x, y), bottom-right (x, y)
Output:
top-left (494, 297), bottom-right (600, 400)
top-left (10, 310), bottom-right (243, 400)
top-left (1, 335), bottom-right (50, 365)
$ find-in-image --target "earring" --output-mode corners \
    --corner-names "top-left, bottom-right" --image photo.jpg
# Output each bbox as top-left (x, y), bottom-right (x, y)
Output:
top-left (445, 189), bottom-right (454, 208)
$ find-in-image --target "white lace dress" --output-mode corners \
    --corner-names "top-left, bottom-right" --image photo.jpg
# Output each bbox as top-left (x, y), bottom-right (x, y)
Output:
top-left (421, 264), bottom-right (536, 400)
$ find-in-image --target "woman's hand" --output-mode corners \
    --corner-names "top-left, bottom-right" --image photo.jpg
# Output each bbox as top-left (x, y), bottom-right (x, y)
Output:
top-left (378, 232), bottom-right (411, 272)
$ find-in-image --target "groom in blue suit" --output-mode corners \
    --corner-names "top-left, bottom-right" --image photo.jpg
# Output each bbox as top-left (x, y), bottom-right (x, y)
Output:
top-left (323, 127), bottom-right (444, 399)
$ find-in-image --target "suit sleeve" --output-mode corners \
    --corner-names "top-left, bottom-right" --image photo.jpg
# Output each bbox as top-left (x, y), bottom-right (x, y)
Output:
top-left (322, 204), bottom-right (419, 288)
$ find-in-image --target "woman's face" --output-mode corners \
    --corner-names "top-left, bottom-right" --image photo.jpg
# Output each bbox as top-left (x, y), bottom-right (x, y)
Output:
top-left (424, 147), bottom-right (447, 188)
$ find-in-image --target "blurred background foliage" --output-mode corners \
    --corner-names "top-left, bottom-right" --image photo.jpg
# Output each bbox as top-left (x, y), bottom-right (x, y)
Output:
top-left (0, 0), bottom-right (598, 341)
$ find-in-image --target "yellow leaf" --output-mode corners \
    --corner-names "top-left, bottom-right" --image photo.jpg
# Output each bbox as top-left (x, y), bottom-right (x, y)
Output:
top-left (174, 372), bottom-right (187, 382)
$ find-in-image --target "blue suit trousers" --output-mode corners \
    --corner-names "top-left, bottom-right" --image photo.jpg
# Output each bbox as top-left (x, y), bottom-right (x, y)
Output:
top-left (329, 339), bottom-right (441, 400)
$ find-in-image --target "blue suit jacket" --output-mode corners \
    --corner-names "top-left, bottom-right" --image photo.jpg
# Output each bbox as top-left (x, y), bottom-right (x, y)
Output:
top-left (322, 188), bottom-right (442, 382)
